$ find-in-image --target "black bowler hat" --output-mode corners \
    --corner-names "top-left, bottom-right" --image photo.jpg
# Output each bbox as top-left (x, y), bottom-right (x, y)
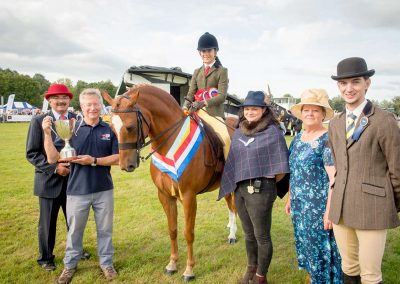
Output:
top-left (331, 57), bottom-right (375, 80)
top-left (241, 91), bottom-right (267, 107)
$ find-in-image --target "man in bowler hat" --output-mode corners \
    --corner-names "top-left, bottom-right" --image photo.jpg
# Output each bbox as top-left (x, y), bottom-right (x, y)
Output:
top-left (327, 57), bottom-right (400, 284)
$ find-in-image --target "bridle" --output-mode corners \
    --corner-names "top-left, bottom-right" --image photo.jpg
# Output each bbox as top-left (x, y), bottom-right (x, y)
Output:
top-left (111, 94), bottom-right (185, 162)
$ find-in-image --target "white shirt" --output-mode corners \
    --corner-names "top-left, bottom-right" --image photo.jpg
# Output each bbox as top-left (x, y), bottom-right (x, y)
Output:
top-left (52, 110), bottom-right (68, 120)
top-left (345, 99), bottom-right (368, 127)
top-left (204, 60), bottom-right (215, 69)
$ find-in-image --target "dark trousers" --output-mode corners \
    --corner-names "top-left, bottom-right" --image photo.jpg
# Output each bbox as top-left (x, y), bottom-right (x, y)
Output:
top-left (37, 191), bottom-right (67, 265)
top-left (235, 178), bottom-right (277, 276)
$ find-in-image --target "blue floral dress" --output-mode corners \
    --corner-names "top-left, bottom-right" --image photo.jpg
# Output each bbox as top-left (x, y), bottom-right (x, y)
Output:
top-left (289, 131), bottom-right (342, 284)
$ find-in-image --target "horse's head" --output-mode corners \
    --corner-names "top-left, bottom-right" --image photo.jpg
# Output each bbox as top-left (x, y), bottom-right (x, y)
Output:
top-left (102, 88), bottom-right (150, 172)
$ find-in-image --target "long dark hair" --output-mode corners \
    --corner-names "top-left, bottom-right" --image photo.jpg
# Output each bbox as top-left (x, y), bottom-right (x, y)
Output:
top-left (214, 56), bottom-right (222, 68)
top-left (235, 106), bottom-right (280, 129)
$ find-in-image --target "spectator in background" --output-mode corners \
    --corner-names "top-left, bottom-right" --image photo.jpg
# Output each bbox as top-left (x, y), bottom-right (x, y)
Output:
top-left (294, 118), bottom-right (303, 136)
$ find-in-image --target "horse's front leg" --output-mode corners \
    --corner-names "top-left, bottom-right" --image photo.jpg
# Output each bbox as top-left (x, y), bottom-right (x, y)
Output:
top-left (224, 193), bottom-right (237, 244)
top-left (182, 192), bottom-right (197, 282)
top-left (157, 189), bottom-right (179, 275)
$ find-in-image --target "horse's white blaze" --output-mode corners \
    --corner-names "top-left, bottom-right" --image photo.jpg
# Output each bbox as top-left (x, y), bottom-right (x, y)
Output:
top-left (112, 115), bottom-right (123, 141)
top-left (227, 209), bottom-right (237, 240)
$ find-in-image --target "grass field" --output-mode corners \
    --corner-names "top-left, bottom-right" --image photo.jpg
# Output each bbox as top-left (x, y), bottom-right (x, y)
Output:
top-left (0, 123), bottom-right (399, 284)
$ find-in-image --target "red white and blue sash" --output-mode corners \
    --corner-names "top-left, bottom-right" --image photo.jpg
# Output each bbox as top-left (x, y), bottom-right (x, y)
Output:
top-left (152, 117), bottom-right (203, 181)
top-left (194, 87), bottom-right (218, 102)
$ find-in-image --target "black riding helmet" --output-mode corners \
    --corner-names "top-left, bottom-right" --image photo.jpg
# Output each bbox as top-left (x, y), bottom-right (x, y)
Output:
top-left (197, 32), bottom-right (219, 51)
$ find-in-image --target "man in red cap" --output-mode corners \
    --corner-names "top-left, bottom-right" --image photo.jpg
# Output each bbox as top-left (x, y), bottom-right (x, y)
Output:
top-left (26, 84), bottom-right (81, 271)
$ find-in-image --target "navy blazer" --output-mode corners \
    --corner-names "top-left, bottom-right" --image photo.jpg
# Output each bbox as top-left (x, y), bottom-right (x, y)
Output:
top-left (26, 111), bottom-right (76, 198)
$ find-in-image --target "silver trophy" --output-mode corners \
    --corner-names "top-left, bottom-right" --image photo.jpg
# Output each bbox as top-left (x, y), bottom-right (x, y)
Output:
top-left (51, 114), bottom-right (83, 161)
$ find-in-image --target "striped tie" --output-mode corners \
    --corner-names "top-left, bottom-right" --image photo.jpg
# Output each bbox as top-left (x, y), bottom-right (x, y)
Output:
top-left (346, 113), bottom-right (357, 140)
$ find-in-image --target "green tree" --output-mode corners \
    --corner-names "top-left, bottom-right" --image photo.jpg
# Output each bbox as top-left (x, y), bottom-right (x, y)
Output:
top-left (391, 96), bottom-right (400, 115)
top-left (87, 80), bottom-right (117, 106)
top-left (329, 96), bottom-right (345, 112)
top-left (369, 99), bottom-right (380, 106)
top-left (70, 80), bottom-right (88, 110)
top-left (379, 99), bottom-right (394, 110)
top-left (55, 78), bottom-right (74, 89)
top-left (0, 68), bottom-right (41, 107)
top-left (0, 68), bottom-right (118, 111)
top-left (32, 73), bottom-right (50, 96)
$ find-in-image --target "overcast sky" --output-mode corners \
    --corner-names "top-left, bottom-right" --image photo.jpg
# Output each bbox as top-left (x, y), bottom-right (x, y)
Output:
top-left (1, 0), bottom-right (399, 101)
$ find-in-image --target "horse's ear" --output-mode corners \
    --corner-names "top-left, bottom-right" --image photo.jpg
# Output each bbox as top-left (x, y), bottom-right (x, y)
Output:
top-left (101, 90), bottom-right (114, 105)
top-left (128, 87), bottom-right (140, 105)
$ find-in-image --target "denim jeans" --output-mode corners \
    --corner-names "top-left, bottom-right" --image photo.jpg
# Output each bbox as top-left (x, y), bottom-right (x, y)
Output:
top-left (235, 178), bottom-right (277, 276)
top-left (63, 189), bottom-right (114, 269)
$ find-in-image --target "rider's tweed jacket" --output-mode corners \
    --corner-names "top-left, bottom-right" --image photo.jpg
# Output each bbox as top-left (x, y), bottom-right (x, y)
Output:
top-left (184, 64), bottom-right (228, 118)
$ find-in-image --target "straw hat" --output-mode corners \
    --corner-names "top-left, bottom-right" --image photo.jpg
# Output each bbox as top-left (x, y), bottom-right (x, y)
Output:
top-left (290, 89), bottom-right (334, 121)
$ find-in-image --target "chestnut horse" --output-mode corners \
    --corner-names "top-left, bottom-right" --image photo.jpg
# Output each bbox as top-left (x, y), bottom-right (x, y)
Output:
top-left (102, 85), bottom-right (237, 281)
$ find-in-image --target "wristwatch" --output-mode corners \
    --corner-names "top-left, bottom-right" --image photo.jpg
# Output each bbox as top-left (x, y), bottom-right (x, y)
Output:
top-left (91, 157), bottom-right (97, 167)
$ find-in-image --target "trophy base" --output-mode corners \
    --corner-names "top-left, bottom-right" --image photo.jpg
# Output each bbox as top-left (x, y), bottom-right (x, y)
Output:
top-left (58, 156), bottom-right (78, 163)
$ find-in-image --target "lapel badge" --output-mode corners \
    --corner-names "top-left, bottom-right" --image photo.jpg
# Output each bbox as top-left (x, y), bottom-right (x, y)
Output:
top-left (360, 117), bottom-right (368, 127)
top-left (352, 117), bottom-right (369, 142)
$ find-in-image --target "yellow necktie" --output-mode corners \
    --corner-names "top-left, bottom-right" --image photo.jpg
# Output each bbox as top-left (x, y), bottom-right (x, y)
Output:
top-left (346, 113), bottom-right (357, 140)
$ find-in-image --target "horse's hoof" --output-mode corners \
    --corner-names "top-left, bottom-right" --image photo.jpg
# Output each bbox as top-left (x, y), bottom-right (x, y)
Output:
top-left (182, 275), bottom-right (196, 282)
top-left (165, 269), bottom-right (178, 276)
top-left (227, 238), bottom-right (237, 244)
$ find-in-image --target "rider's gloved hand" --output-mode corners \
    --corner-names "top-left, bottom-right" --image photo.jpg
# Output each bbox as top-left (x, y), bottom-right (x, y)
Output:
top-left (182, 107), bottom-right (190, 116)
top-left (191, 100), bottom-right (205, 111)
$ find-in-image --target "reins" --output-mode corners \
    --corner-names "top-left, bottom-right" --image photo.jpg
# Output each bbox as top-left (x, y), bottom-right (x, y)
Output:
top-left (112, 95), bottom-right (233, 165)
top-left (111, 95), bottom-right (186, 162)
top-left (141, 117), bottom-right (186, 161)
top-left (184, 97), bottom-right (236, 131)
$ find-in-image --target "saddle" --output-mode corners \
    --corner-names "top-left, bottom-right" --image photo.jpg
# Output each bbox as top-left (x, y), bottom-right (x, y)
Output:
top-left (190, 114), bottom-right (225, 194)
top-left (194, 115), bottom-right (224, 170)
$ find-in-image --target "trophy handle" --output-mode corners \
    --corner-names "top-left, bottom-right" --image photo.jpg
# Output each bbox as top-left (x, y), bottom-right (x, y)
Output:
top-left (70, 118), bottom-right (76, 132)
top-left (74, 113), bottom-right (84, 136)
top-left (48, 116), bottom-right (59, 138)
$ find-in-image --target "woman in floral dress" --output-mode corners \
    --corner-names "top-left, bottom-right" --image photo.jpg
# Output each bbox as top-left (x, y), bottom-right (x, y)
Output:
top-left (285, 89), bottom-right (342, 284)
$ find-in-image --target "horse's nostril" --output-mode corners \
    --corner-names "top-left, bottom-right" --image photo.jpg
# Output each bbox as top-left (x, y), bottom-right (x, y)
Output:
top-left (126, 165), bottom-right (136, 172)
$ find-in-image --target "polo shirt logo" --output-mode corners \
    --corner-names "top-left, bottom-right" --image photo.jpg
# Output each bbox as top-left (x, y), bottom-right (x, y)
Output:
top-left (100, 133), bottom-right (111, 140)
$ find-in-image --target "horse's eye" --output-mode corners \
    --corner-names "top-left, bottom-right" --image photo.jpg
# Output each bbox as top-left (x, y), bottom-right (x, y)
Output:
top-left (126, 125), bottom-right (136, 132)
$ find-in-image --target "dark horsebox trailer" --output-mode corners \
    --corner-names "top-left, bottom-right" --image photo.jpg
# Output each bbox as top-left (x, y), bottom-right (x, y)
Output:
top-left (115, 65), bottom-right (241, 117)
top-left (115, 65), bottom-right (296, 127)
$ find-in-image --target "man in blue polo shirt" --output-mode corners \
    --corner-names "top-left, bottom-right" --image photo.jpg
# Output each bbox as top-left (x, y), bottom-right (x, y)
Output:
top-left (42, 88), bottom-right (119, 283)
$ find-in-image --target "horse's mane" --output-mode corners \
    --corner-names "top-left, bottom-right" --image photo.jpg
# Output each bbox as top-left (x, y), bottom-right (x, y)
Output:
top-left (133, 85), bottom-right (182, 110)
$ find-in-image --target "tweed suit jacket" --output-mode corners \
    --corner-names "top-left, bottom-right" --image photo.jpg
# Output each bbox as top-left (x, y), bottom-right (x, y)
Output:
top-left (26, 111), bottom-right (76, 198)
top-left (328, 100), bottom-right (400, 230)
top-left (184, 64), bottom-right (228, 118)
